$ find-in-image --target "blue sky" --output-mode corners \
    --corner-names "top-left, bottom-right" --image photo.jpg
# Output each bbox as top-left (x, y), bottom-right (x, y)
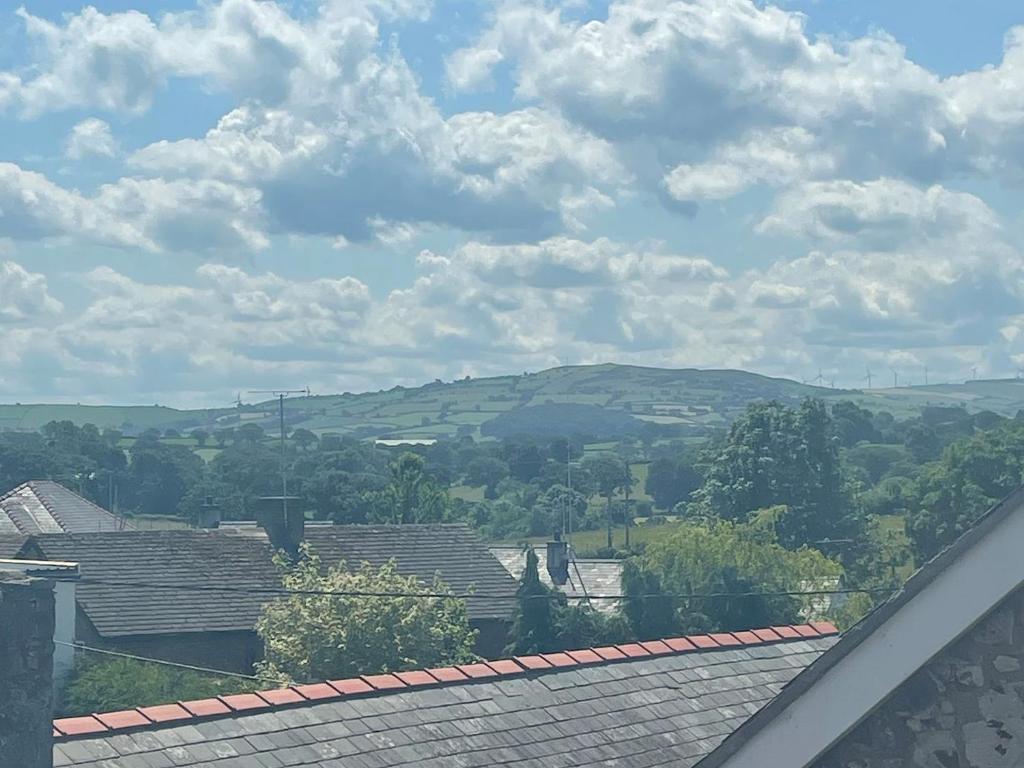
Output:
top-left (1, 0), bottom-right (1023, 405)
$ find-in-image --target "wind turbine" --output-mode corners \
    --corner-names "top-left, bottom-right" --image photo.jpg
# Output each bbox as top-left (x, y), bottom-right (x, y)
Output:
top-left (863, 367), bottom-right (873, 389)
top-left (891, 369), bottom-right (899, 388)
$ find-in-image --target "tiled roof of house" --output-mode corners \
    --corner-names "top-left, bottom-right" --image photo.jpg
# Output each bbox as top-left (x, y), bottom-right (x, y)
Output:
top-left (0, 534), bottom-right (28, 558)
top-left (490, 546), bottom-right (624, 613)
top-left (0, 481), bottom-right (130, 535)
top-left (52, 622), bottom-right (840, 768)
top-left (29, 524), bottom-right (517, 637)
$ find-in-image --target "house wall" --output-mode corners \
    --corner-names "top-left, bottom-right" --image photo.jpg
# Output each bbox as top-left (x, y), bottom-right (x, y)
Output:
top-left (0, 574), bottom-right (54, 768)
top-left (76, 614), bottom-right (262, 674)
top-left (815, 586), bottom-right (1024, 768)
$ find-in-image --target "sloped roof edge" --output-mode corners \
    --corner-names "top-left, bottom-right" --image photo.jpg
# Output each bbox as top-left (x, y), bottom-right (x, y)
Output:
top-left (52, 622), bottom-right (839, 741)
top-left (697, 485), bottom-right (1024, 768)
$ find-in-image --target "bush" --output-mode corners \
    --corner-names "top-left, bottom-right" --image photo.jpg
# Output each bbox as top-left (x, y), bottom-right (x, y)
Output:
top-left (61, 657), bottom-right (251, 717)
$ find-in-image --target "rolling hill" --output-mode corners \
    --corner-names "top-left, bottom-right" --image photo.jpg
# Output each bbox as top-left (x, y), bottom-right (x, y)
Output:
top-left (2, 365), bottom-right (1022, 441)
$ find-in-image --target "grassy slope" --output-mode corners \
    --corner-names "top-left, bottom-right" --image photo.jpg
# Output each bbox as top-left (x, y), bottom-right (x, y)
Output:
top-left (4, 365), bottom-right (1023, 440)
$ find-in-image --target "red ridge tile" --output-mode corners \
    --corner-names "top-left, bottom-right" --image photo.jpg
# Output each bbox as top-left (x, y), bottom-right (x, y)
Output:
top-left (93, 710), bottom-right (151, 730)
top-left (592, 645), bottom-right (627, 661)
top-left (53, 728), bottom-right (60, 739)
top-left (292, 683), bottom-right (342, 701)
top-left (709, 633), bottom-right (742, 647)
top-left (811, 621), bottom-right (840, 636)
top-left (771, 625), bottom-right (801, 639)
top-left (539, 652), bottom-right (577, 667)
top-left (664, 637), bottom-right (698, 653)
top-left (456, 663), bottom-right (498, 679)
top-left (218, 693), bottom-right (270, 712)
top-left (54, 716), bottom-right (108, 736)
top-left (752, 627), bottom-right (783, 642)
top-left (362, 673), bottom-right (406, 690)
top-left (566, 649), bottom-right (602, 664)
top-left (793, 624), bottom-right (820, 637)
top-left (731, 631), bottom-right (763, 645)
top-left (615, 643), bottom-right (652, 658)
top-left (395, 670), bottom-right (437, 686)
top-left (639, 640), bottom-right (673, 656)
top-left (485, 659), bottom-right (524, 676)
top-left (426, 666), bottom-right (469, 683)
top-left (329, 677), bottom-right (374, 695)
top-left (686, 635), bottom-right (720, 649)
top-left (179, 698), bottom-right (230, 717)
top-left (514, 655), bottom-right (553, 670)
top-left (258, 688), bottom-right (305, 705)
top-left (137, 703), bottom-right (191, 723)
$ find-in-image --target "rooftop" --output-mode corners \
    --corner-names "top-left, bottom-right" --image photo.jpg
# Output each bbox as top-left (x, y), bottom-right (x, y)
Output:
top-left (0, 481), bottom-right (130, 535)
top-left (52, 622), bottom-right (839, 768)
top-left (490, 546), bottom-right (624, 613)
top-left (23, 524), bottom-right (518, 638)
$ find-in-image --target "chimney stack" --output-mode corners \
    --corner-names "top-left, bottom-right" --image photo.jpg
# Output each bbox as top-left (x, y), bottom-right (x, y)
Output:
top-left (546, 539), bottom-right (569, 587)
top-left (197, 496), bottom-right (221, 529)
top-left (255, 496), bottom-right (305, 557)
top-left (0, 572), bottom-right (55, 768)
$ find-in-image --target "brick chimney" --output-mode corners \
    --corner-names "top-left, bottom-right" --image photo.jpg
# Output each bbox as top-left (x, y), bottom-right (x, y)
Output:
top-left (0, 572), bottom-right (55, 768)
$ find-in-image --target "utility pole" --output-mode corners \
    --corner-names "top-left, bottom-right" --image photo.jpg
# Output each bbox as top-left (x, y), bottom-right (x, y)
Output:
top-left (248, 387), bottom-right (310, 525)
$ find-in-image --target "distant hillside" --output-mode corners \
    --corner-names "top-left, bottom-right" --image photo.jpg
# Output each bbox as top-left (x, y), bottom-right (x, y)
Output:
top-left (2, 365), bottom-right (1022, 440)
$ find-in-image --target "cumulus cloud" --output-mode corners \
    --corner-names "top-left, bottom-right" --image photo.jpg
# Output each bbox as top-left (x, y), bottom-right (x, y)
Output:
top-left (0, 262), bottom-right (63, 322)
top-left (758, 179), bottom-right (1002, 250)
top-left (65, 118), bottom-right (118, 160)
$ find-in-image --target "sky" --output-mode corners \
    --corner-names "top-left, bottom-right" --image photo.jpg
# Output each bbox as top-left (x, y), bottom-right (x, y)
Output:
top-left (1, 0), bottom-right (1024, 406)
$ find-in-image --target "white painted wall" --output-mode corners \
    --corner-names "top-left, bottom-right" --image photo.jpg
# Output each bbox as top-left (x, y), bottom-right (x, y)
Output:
top-left (0, 558), bottom-right (79, 690)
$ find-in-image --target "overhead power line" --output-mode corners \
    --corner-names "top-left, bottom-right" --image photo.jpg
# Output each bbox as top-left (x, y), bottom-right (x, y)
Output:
top-left (76, 576), bottom-right (895, 601)
top-left (55, 640), bottom-right (261, 681)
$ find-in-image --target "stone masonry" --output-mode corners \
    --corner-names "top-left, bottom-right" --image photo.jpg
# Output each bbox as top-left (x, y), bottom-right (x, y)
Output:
top-left (0, 572), bottom-right (55, 768)
top-left (816, 586), bottom-right (1024, 768)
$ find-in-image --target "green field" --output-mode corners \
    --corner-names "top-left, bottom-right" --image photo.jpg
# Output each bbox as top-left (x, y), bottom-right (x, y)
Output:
top-left (4, 364), bottom-right (1023, 443)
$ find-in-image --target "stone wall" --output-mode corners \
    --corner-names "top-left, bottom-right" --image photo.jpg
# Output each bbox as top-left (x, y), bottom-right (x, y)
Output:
top-left (816, 586), bottom-right (1024, 768)
top-left (0, 573), bottom-right (54, 768)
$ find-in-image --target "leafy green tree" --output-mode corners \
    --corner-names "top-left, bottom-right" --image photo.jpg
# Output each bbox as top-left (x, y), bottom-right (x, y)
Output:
top-left (213, 428), bottom-right (235, 447)
top-left (368, 453), bottom-right (449, 524)
top-left (645, 457), bottom-right (701, 510)
top-left (505, 549), bottom-right (561, 655)
top-left (583, 455), bottom-right (633, 549)
top-left (190, 429), bottom-right (209, 447)
top-left (639, 513), bottom-right (842, 632)
top-left (620, 560), bottom-right (679, 639)
top-left (257, 549), bottom-right (476, 683)
top-left (291, 428), bottom-right (318, 451)
top-left (907, 423), bottom-right (1024, 562)
top-left (830, 401), bottom-right (878, 447)
top-left (123, 436), bottom-right (203, 516)
top-left (691, 399), bottom-right (862, 550)
top-left (237, 423), bottom-right (265, 446)
top-left (61, 657), bottom-right (250, 717)
top-left (465, 456), bottom-right (510, 499)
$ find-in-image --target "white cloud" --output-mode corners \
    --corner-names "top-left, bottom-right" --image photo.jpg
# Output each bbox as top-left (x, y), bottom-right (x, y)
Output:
top-left (758, 179), bottom-right (1002, 250)
top-left (0, 261), bottom-right (63, 322)
top-left (65, 118), bottom-right (119, 160)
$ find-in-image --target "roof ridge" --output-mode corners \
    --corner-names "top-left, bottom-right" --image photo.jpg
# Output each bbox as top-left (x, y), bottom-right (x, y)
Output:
top-left (29, 480), bottom-right (125, 530)
top-left (52, 622), bottom-right (839, 741)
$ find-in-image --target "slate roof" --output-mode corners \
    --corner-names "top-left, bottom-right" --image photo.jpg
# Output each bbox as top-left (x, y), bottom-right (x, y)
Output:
top-left (52, 623), bottom-right (840, 768)
top-left (490, 546), bottom-right (624, 613)
top-left (28, 524), bottom-right (517, 637)
top-left (0, 481), bottom-right (130, 535)
top-left (0, 534), bottom-right (28, 558)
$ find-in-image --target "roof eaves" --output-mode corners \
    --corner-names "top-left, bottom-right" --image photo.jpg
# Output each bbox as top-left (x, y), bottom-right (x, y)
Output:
top-left (52, 622), bottom-right (839, 741)
top-left (697, 485), bottom-right (1024, 768)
